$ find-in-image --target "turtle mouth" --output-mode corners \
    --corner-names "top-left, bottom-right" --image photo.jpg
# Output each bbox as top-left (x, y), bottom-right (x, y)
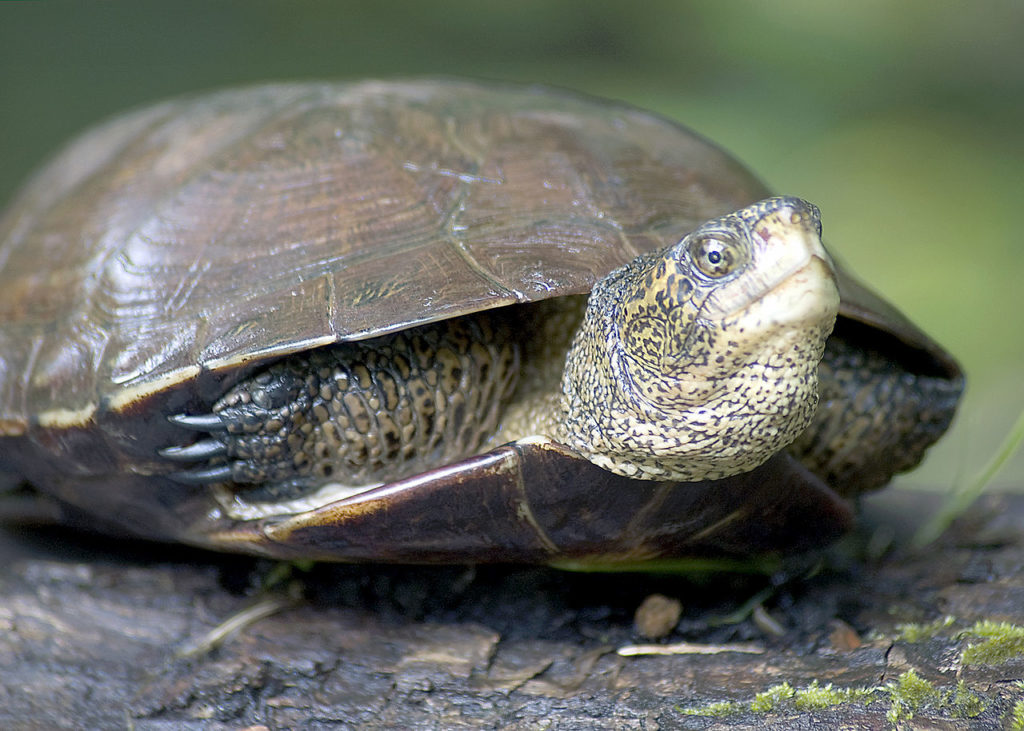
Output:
top-left (758, 254), bottom-right (839, 326)
top-left (700, 206), bottom-right (837, 322)
top-left (708, 252), bottom-right (838, 324)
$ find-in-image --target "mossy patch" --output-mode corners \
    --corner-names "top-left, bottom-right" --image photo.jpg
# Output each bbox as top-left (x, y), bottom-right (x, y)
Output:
top-left (794, 680), bottom-right (875, 711)
top-left (894, 615), bottom-right (955, 643)
top-left (885, 670), bottom-right (942, 724)
top-left (677, 670), bottom-right (985, 727)
top-left (960, 620), bottom-right (1024, 666)
top-left (675, 618), bottom-right (1020, 724)
top-left (891, 616), bottom-right (1024, 667)
top-left (1007, 698), bottom-right (1024, 731)
top-left (749, 682), bottom-right (794, 712)
top-left (949, 681), bottom-right (985, 719)
top-left (677, 700), bottom-right (740, 717)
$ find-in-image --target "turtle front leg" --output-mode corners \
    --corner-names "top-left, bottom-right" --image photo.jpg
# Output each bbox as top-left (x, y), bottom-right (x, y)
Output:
top-left (161, 314), bottom-right (520, 500)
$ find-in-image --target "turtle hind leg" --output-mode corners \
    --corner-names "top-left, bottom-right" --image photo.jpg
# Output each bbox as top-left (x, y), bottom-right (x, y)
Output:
top-left (162, 312), bottom-right (520, 500)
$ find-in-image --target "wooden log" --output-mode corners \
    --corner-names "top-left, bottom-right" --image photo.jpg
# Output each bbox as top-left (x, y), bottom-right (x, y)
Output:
top-left (1, 491), bottom-right (1022, 729)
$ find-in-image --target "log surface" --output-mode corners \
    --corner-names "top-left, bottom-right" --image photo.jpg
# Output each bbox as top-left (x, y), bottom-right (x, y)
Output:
top-left (1, 491), bottom-right (1022, 729)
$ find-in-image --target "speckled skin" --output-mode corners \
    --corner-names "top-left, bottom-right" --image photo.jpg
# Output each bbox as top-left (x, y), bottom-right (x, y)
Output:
top-left (558, 197), bottom-right (838, 480)
top-left (789, 332), bottom-right (964, 497)
top-left (209, 197), bottom-right (839, 493)
top-left (207, 312), bottom-right (519, 496)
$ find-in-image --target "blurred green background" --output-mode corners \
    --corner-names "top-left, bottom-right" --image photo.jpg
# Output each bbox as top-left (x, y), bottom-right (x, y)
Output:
top-left (1, 1), bottom-right (1021, 493)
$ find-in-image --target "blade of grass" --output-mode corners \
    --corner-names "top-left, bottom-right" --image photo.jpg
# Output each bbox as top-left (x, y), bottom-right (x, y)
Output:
top-left (914, 407), bottom-right (1024, 547)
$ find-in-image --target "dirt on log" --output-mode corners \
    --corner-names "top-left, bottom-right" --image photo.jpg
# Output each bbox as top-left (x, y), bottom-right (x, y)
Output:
top-left (1, 490), bottom-right (1022, 729)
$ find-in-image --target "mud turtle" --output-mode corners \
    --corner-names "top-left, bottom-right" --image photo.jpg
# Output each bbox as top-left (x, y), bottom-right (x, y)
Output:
top-left (0, 80), bottom-right (962, 564)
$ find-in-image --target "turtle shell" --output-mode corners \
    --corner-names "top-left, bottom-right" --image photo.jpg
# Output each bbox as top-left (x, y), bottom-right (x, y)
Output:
top-left (0, 80), bottom-right (961, 562)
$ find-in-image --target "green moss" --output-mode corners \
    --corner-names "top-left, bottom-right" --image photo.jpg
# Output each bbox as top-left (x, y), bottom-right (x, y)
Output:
top-left (885, 670), bottom-right (941, 724)
top-left (949, 680), bottom-right (985, 719)
top-left (893, 669), bottom-right (940, 704)
top-left (1007, 699), bottom-right (1024, 731)
top-left (677, 669), bottom-right (991, 726)
top-left (889, 617), bottom-right (1024, 667)
top-left (793, 680), bottom-right (877, 711)
top-left (677, 700), bottom-right (740, 717)
top-left (895, 615), bottom-right (955, 643)
top-left (960, 620), bottom-right (1024, 665)
top-left (750, 682), bottom-right (794, 712)
top-left (678, 679), bottom-right (883, 719)
top-left (793, 681), bottom-right (836, 710)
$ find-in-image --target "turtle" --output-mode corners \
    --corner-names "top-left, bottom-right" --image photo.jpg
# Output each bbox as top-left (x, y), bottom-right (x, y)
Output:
top-left (0, 80), bottom-right (963, 565)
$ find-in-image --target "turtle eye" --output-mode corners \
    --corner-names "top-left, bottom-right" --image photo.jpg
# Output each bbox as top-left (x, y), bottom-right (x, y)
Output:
top-left (690, 235), bottom-right (741, 278)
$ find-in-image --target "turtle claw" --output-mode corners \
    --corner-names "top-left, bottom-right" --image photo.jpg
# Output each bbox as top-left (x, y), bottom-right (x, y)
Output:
top-left (168, 412), bottom-right (227, 431)
top-left (169, 464), bottom-right (234, 485)
top-left (163, 412), bottom-right (232, 484)
top-left (159, 439), bottom-right (228, 462)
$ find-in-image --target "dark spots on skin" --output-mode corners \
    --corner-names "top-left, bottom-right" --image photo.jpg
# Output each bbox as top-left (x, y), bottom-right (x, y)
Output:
top-left (559, 202), bottom-right (833, 482)
top-left (205, 311), bottom-right (521, 495)
top-left (383, 429), bottom-right (401, 459)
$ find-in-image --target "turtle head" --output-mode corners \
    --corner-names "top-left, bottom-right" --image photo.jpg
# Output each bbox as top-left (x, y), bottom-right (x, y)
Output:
top-left (560, 196), bottom-right (840, 481)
